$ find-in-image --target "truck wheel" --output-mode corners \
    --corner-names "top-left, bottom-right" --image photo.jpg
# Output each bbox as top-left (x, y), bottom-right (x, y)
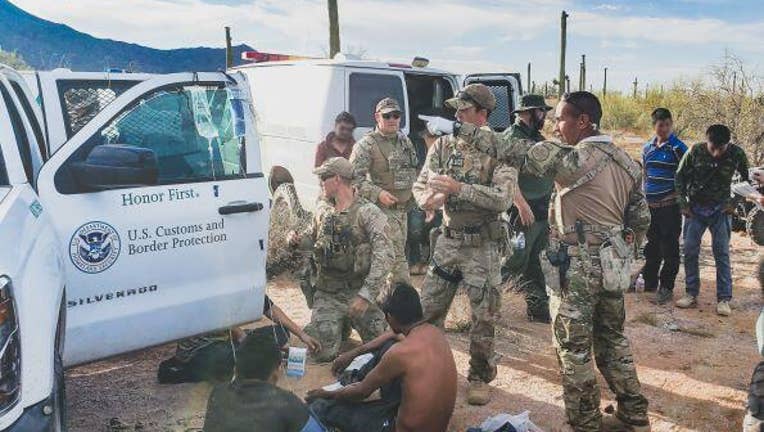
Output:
top-left (747, 207), bottom-right (764, 246)
top-left (267, 183), bottom-right (311, 276)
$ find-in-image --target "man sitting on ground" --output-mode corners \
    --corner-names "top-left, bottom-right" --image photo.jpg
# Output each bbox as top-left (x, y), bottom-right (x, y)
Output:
top-left (307, 283), bottom-right (457, 432)
top-left (203, 328), bottom-right (325, 432)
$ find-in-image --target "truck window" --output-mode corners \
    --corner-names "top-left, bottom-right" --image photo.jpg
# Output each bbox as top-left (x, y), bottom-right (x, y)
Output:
top-left (0, 84), bottom-right (34, 183)
top-left (57, 80), bottom-right (141, 138)
top-left (348, 73), bottom-right (406, 129)
top-left (56, 84), bottom-right (246, 194)
top-left (10, 81), bottom-right (47, 160)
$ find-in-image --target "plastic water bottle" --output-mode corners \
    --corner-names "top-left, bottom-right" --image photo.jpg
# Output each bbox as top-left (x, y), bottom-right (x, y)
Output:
top-left (513, 232), bottom-right (526, 251)
top-left (635, 274), bottom-right (645, 293)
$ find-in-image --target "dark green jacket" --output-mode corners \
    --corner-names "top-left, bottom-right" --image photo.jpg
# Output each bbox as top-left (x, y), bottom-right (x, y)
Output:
top-left (504, 120), bottom-right (554, 201)
top-left (675, 142), bottom-right (749, 209)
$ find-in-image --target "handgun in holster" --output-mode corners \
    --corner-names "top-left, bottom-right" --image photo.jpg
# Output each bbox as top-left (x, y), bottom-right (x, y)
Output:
top-left (546, 243), bottom-right (571, 289)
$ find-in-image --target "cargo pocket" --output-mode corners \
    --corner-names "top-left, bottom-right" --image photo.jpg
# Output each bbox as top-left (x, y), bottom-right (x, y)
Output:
top-left (540, 250), bottom-right (561, 294)
top-left (599, 244), bottom-right (632, 294)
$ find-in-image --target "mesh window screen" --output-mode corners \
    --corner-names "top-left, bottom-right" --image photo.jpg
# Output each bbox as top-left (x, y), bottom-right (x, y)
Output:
top-left (57, 80), bottom-right (141, 138)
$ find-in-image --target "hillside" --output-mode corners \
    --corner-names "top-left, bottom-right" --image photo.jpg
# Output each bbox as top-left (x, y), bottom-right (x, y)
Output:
top-left (0, 0), bottom-right (253, 72)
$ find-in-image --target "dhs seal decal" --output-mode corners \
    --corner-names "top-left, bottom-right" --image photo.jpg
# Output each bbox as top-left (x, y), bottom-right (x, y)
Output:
top-left (69, 222), bottom-right (121, 274)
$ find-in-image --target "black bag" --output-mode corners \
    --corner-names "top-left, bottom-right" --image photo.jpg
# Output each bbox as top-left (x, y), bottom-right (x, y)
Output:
top-left (157, 326), bottom-right (290, 384)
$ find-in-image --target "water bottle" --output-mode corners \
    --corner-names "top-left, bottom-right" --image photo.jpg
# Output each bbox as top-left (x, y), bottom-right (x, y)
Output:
top-left (635, 273), bottom-right (645, 293)
top-left (512, 232), bottom-right (526, 251)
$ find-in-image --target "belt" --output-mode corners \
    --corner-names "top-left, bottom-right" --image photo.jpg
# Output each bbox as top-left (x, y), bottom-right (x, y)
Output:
top-left (443, 224), bottom-right (484, 239)
top-left (648, 197), bottom-right (679, 209)
top-left (559, 223), bottom-right (622, 236)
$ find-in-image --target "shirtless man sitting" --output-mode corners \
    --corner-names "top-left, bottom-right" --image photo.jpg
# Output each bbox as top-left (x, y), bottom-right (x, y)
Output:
top-left (307, 282), bottom-right (457, 432)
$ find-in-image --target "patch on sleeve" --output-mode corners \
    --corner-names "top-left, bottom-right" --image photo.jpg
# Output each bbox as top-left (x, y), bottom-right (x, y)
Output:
top-left (528, 143), bottom-right (552, 163)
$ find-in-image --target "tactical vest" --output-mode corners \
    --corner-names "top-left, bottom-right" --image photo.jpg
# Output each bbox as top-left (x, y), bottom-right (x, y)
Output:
top-left (439, 134), bottom-right (499, 228)
top-left (366, 131), bottom-right (418, 205)
top-left (313, 198), bottom-right (373, 289)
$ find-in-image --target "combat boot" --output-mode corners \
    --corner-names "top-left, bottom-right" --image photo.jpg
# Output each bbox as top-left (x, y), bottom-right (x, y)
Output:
top-left (675, 294), bottom-right (697, 309)
top-left (601, 413), bottom-right (651, 432)
top-left (467, 381), bottom-right (490, 405)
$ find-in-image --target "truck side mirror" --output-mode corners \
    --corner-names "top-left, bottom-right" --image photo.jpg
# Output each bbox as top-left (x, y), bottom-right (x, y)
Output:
top-left (70, 144), bottom-right (159, 190)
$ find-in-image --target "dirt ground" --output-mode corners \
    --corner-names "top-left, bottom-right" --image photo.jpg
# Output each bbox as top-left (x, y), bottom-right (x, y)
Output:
top-left (66, 228), bottom-right (762, 432)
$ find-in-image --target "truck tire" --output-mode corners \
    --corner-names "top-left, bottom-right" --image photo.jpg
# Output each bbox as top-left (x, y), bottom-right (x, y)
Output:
top-left (747, 207), bottom-right (764, 246)
top-left (267, 183), bottom-right (312, 276)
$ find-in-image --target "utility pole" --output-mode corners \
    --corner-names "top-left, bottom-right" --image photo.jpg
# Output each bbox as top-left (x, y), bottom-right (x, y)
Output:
top-left (581, 54), bottom-right (586, 91)
top-left (327, 0), bottom-right (341, 58)
top-left (532, 81), bottom-right (536, 93)
top-left (225, 26), bottom-right (233, 69)
top-left (632, 77), bottom-right (638, 98)
top-left (558, 10), bottom-right (569, 97)
top-left (544, 82), bottom-right (548, 97)
top-left (527, 62), bottom-right (532, 93)
top-left (603, 67), bottom-right (608, 96)
top-left (565, 75), bottom-right (571, 93)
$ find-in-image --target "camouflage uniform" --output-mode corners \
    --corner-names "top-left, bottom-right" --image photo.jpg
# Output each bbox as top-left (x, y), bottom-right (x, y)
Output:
top-left (298, 160), bottom-right (394, 362)
top-left (350, 98), bottom-right (418, 286)
top-left (459, 125), bottom-right (651, 431)
top-left (412, 128), bottom-right (517, 385)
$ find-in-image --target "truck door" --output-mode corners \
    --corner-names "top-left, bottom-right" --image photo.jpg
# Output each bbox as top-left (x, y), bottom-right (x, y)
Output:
top-left (36, 72), bottom-right (269, 366)
top-left (344, 68), bottom-right (409, 140)
top-left (463, 73), bottom-right (522, 132)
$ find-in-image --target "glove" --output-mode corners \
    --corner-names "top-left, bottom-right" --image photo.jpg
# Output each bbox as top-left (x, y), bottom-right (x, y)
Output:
top-left (418, 115), bottom-right (454, 136)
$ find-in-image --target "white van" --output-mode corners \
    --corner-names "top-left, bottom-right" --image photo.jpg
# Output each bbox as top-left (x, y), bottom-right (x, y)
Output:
top-left (232, 56), bottom-right (523, 209)
top-left (1, 65), bottom-right (269, 430)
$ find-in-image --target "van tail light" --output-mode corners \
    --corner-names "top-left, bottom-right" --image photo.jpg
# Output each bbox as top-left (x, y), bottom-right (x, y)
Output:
top-left (0, 276), bottom-right (20, 414)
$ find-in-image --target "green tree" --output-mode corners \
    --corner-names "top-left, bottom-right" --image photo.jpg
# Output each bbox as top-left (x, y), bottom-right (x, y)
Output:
top-left (0, 49), bottom-right (30, 70)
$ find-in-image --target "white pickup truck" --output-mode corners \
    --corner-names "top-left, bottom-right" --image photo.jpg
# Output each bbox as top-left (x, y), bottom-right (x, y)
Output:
top-left (0, 64), bottom-right (269, 430)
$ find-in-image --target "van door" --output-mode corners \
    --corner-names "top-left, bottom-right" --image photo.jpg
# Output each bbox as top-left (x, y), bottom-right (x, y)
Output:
top-left (345, 68), bottom-right (409, 140)
top-left (36, 72), bottom-right (269, 366)
top-left (463, 73), bottom-right (522, 132)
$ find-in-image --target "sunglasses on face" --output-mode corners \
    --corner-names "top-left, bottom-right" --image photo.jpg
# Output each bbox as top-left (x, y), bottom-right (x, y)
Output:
top-left (382, 112), bottom-right (401, 120)
top-left (320, 173), bottom-right (336, 182)
top-left (337, 125), bottom-right (355, 133)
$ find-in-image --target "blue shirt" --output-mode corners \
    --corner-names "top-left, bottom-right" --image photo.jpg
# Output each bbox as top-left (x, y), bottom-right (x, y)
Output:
top-left (642, 134), bottom-right (688, 204)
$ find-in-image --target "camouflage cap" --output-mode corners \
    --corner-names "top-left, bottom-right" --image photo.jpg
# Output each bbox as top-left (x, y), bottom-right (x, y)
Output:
top-left (445, 84), bottom-right (496, 111)
top-left (512, 94), bottom-right (553, 113)
top-left (313, 157), bottom-right (353, 179)
top-left (375, 97), bottom-right (402, 114)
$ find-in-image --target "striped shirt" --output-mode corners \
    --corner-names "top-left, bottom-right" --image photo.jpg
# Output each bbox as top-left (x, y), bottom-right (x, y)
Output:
top-left (642, 134), bottom-right (687, 204)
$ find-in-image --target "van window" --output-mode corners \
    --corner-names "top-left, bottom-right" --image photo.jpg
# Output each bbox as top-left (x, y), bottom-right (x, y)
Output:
top-left (56, 84), bottom-right (246, 194)
top-left (11, 81), bottom-right (46, 160)
top-left (0, 83), bottom-right (34, 183)
top-left (348, 73), bottom-right (406, 129)
top-left (57, 80), bottom-right (141, 138)
top-left (472, 80), bottom-right (515, 132)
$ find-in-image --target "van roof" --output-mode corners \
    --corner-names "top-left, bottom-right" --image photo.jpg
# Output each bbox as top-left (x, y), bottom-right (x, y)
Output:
top-left (230, 58), bottom-right (455, 76)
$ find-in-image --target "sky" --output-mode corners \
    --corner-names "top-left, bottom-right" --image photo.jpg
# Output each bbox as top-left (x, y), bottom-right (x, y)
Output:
top-left (12, 0), bottom-right (764, 92)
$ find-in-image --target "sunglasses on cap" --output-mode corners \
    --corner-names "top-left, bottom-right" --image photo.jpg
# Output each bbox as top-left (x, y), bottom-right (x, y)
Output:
top-left (382, 112), bottom-right (401, 120)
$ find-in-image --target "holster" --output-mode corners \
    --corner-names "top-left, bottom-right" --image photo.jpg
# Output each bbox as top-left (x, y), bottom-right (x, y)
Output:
top-left (546, 242), bottom-right (571, 289)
